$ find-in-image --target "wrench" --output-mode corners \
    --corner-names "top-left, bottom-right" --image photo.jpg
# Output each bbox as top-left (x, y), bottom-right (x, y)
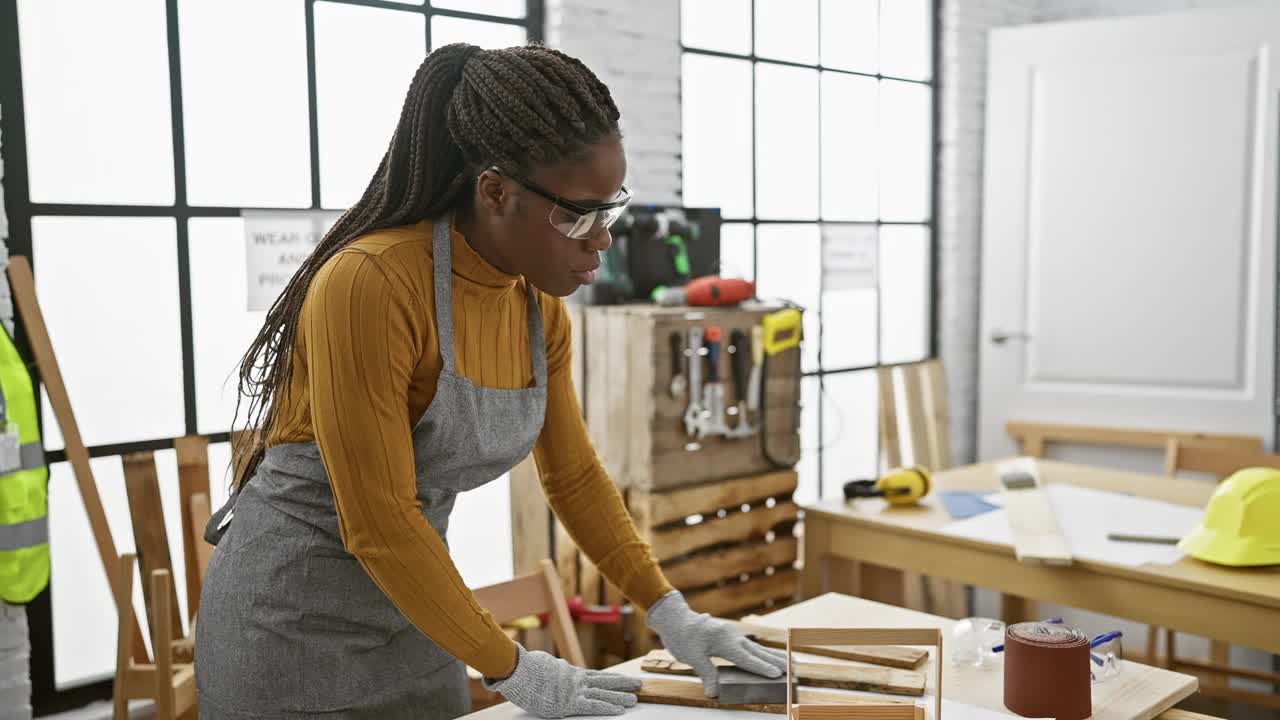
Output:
top-left (682, 327), bottom-right (705, 438)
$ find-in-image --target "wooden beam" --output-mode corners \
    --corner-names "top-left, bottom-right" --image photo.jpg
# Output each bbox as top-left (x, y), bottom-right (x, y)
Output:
top-left (7, 256), bottom-right (149, 663)
top-left (173, 436), bottom-right (209, 623)
top-left (735, 620), bottom-right (928, 670)
top-left (641, 650), bottom-right (925, 696)
top-left (123, 452), bottom-right (184, 640)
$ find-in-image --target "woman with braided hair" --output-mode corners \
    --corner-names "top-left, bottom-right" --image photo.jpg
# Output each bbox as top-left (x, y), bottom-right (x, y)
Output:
top-left (194, 43), bottom-right (785, 720)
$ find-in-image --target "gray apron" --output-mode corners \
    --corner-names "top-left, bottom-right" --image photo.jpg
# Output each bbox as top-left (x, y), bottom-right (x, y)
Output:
top-left (195, 216), bottom-right (548, 719)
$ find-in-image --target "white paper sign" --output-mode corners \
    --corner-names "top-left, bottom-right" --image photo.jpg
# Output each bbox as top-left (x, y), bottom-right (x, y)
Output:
top-left (244, 210), bottom-right (342, 311)
top-left (820, 225), bottom-right (878, 291)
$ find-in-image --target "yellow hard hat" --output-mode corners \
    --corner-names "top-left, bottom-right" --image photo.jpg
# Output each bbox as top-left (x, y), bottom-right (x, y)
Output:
top-left (1178, 467), bottom-right (1280, 567)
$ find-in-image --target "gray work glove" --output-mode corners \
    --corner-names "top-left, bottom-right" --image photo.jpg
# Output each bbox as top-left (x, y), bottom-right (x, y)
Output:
top-left (644, 590), bottom-right (788, 697)
top-left (483, 643), bottom-right (641, 718)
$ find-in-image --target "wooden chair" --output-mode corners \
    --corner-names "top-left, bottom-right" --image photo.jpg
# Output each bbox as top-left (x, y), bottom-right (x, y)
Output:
top-left (1160, 440), bottom-right (1280, 705)
top-left (1001, 421), bottom-right (1263, 626)
top-left (829, 359), bottom-right (968, 619)
top-left (113, 436), bottom-right (216, 719)
top-left (466, 559), bottom-right (587, 710)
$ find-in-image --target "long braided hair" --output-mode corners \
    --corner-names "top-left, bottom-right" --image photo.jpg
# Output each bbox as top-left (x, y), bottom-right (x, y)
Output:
top-left (231, 42), bottom-right (621, 488)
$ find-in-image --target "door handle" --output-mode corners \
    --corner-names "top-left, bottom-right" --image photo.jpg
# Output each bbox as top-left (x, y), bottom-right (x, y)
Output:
top-left (990, 328), bottom-right (1031, 345)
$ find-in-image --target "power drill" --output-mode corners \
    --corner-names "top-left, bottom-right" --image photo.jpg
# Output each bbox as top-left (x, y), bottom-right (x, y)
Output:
top-left (843, 467), bottom-right (932, 506)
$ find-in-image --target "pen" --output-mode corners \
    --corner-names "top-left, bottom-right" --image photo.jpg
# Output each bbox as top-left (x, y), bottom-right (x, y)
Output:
top-left (1106, 532), bottom-right (1181, 545)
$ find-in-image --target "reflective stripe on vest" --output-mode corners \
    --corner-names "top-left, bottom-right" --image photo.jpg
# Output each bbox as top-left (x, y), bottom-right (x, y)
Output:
top-left (0, 516), bottom-right (47, 551)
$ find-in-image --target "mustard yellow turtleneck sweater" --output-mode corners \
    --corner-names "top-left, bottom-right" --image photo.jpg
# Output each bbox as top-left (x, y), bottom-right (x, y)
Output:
top-left (266, 218), bottom-right (672, 678)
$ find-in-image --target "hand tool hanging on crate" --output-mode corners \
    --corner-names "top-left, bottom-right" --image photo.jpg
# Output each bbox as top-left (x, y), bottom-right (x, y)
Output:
top-left (682, 326), bottom-right (706, 439)
top-left (726, 328), bottom-right (756, 438)
top-left (699, 327), bottom-right (732, 437)
top-left (758, 308), bottom-right (804, 468)
top-left (668, 332), bottom-right (686, 399)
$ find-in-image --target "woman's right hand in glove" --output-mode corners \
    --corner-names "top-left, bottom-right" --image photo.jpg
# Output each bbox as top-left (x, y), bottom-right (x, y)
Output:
top-left (483, 644), bottom-right (641, 718)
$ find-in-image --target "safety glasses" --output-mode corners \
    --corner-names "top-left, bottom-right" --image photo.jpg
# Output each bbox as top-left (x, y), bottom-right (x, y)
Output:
top-left (490, 166), bottom-right (632, 239)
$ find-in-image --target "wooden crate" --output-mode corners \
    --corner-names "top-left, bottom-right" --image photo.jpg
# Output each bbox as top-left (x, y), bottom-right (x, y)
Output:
top-left (558, 468), bottom-right (802, 662)
top-left (583, 304), bottom-right (803, 492)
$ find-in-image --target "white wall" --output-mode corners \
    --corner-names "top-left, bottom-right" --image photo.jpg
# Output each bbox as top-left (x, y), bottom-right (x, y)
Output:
top-left (942, 0), bottom-right (1275, 688)
top-left (545, 0), bottom-right (682, 206)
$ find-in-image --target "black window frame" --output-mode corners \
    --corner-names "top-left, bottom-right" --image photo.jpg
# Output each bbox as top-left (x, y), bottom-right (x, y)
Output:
top-left (679, 0), bottom-right (942, 500)
top-left (0, 0), bottom-right (543, 710)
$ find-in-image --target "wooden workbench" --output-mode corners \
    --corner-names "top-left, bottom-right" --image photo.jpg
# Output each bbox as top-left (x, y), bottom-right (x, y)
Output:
top-left (463, 592), bottom-right (1212, 720)
top-left (800, 459), bottom-right (1280, 656)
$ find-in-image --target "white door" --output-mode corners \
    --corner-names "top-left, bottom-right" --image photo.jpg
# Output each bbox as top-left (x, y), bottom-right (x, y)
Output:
top-left (978, 3), bottom-right (1280, 460)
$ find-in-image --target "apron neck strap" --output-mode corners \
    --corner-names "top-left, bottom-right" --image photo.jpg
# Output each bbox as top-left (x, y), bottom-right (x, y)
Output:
top-left (431, 214), bottom-right (457, 375)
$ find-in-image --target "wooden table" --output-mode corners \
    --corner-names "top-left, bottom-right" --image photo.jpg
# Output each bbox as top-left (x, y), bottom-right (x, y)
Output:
top-left (463, 593), bottom-right (1212, 720)
top-left (800, 459), bottom-right (1280, 657)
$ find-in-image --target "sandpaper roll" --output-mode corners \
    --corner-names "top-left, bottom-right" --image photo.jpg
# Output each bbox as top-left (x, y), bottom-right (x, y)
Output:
top-left (1003, 621), bottom-right (1092, 720)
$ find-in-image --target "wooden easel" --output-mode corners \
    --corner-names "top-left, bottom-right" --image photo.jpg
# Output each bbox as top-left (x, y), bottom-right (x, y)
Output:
top-left (6, 255), bottom-right (149, 663)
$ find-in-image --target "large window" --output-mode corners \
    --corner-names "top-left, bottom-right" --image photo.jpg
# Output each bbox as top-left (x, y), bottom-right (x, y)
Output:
top-left (3, 0), bottom-right (538, 701)
top-left (682, 0), bottom-right (937, 503)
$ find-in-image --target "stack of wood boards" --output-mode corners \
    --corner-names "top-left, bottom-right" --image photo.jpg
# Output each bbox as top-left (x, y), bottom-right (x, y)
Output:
top-left (556, 468), bottom-right (803, 662)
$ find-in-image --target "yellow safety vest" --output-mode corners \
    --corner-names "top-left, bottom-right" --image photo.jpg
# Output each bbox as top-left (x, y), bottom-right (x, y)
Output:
top-left (0, 322), bottom-right (48, 604)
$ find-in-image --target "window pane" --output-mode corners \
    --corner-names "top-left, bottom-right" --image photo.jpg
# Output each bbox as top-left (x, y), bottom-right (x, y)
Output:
top-left (879, 80), bottom-right (932, 222)
top-left (756, 65), bottom-right (818, 220)
top-left (34, 217), bottom-right (184, 449)
top-left (682, 0), bottom-right (751, 55)
top-left (179, 0), bottom-right (311, 208)
top-left (18, 0), bottom-right (174, 204)
top-left (718, 222), bottom-right (754, 281)
top-left (189, 219), bottom-right (268, 435)
top-left (315, 3), bottom-right (426, 209)
top-left (50, 458), bottom-right (125, 686)
top-left (682, 55), bottom-right (753, 219)
top-left (880, 0), bottom-right (932, 81)
top-left (431, 15), bottom-right (527, 49)
top-left (821, 73), bottom-right (877, 221)
top-left (755, 0), bottom-right (817, 64)
top-left (755, 224), bottom-right (820, 372)
top-left (795, 376), bottom-right (820, 505)
top-left (879, 225), bottom-right (930, 364)
top-left (821, 225), bottom-right (877, 369)
top-left (821, 0), bottom-right (876, 73)
top-left (821, 370), bottom-right (878, 489)
top-left (447, 473), bottom-right (513, 588)
top-left (433, 0), bottom-right (524, 18)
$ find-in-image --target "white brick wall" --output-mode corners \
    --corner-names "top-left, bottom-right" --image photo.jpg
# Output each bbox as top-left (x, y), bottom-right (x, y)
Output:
top-left (545, 0), bottom-right (682, 206)
top-left (938, 0), bottom-right (1038, 466)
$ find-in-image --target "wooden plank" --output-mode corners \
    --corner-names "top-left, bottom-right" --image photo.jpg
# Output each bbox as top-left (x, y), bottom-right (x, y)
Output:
top-left (634, 678), bottom-right (918, 716)
top-left (794, 706), bottom-right (917, 720)
top-left (899, 368), bottom-right (931, 471)
top-left (113, 554), bottom-right (136, 716)
top-left (788, 628), bottom-right (940, 647)
top-left (605, 309), bottom-right (632, 483)
top-left (151, 569), bottom-right (175, 720)
top-left (684, 569), bottom-right (798, 618)
top-left (1164, 439), bottom-right (1280, 478)
top-left (122, 452), bottom-right (184, 640)
top-left (919, 360), bottom-right (952, 470)
top-left (1004, 420), bottom-right (1262, 453)
top-left (187, 493), bottom-right (213, 598)
top-left (998, 459), bottom-right (1072, 565)
top-left (661, 537), bottom-right (798, 591)
top-left (736, 620), bottom-right (928, 670)
top-left (173, 435), bottom-right (209, 623)
top-left (641, 650), bottom-right (925, 696)
top-left (627, 312), bottom-right (658, 489)
top-left (7, 256), bottom-right (149, 663)
top-left (876, 367), bottom-right (900, 468)
top-left (649, 501), bottom-right (799, 561)
top-left (649, 434), bottom-right (802, 492)
top-left (508, 454), bottom-right (550, 575)
top-left (584, 308), bottom-right (611, 466)
top-left (633, 470), bottom-right (798, 527)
